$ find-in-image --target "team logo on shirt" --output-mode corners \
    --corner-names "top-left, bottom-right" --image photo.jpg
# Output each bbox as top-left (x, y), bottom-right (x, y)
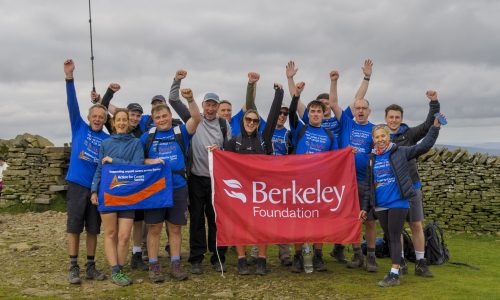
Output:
top-left (223, 179), bottom-right (247, 203)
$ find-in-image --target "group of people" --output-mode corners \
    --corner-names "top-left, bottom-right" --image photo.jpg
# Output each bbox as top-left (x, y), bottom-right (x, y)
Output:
top-left (63, 57), bottom-right (444, 288)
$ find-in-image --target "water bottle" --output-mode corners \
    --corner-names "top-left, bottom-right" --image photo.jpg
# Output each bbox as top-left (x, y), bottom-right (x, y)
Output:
top-left (303, 244), bottom-right (313, 273)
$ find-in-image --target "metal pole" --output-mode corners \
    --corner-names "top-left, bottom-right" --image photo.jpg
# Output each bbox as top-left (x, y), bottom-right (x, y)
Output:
top-left (88, 0), bottom-right (96, 93)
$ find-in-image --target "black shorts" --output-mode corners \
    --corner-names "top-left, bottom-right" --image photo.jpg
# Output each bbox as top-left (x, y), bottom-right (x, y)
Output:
top-left (66, 182), bottom-right (101, 235)
top-left (134, 209), bottom-right (145, 221)
top-left (101, 210), bottom-right (135, 219)
top-left (357, 180), bottom-right (376, 221)
top-left (144, 185), bottom-right (188, 225)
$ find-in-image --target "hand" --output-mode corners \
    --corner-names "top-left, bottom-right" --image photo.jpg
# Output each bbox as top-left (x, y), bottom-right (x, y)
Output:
top-left (362, 59), bottom-right (373, 77)
top-left (359, 210), bottom-right (367, 221)
top-left (109, 83), bottom-right (121, 93)
top-left (175, 69), bottom-right (187, 80)
top-left (149, 158), bottom-right (165, 165)
top-left (433, 113), bottom-right (446, 128)
top-left (207, 144), bottom-right (218, 152)
top-left (426, 90), bottom-right (438, 101)
top-left (102, 156), bottom-right (113, 164)
top-left (351, 146), bottom-right (358, 154)
top-left (181, 88), bottom-right (194, 101)
top-left (330, 70), bottom-right (339, 82)
top-left (90, 193), bottom-right (98, 206)
top-left (248, 72), bottom-right (260, 84)
top-left (90, 91), bottom-right (101, 104)
top-left (286, 61), bottom-right (298, 78)
top-left (274, 83), bottom-right (283, 90)
top-left (64, 59), bottom-right (75, 79)
top-left (295, 82), bottom-right (305, 95)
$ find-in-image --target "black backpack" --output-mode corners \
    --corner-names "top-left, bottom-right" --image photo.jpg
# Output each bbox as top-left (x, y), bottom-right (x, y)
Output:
top-left (424, 221), bottom-right (450, 265)
top-left (402, 229), bottom-right (417, 262)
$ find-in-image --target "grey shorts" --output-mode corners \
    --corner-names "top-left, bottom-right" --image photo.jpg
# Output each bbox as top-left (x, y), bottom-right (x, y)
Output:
top-left (407, 188), bottom-right (424, 222)
top-left (358, 180), bottom-right (376, 221)
top-left (144, 185), bottom-right (188, 225)
top-left (66, 182), bottom-right (101, 235)
top-left (101, 210), bottom-right (135, 219)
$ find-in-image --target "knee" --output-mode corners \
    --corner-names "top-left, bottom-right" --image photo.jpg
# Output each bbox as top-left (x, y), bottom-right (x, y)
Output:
top-left (148, 224), bottom-right (162, 236)
top-left (104, 227), bottom-right (117, 239)
top-left (168, 225), bottom-right (182, 235)
top-left (118, 231), bottom-right (131, 244)
top-left (365, 220), bottom-right (376, 231)
top-left (410, 221), bottom-right (423, 233)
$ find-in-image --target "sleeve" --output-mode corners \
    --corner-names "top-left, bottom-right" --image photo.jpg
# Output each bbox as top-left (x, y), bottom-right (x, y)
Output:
top-left (404, 126), bottom-right (440, 160)
top-left (246, 82), bottom-right (257, 111)
top-left (100, 88), bottom-right (115, 109)
top-left (262, 88), bottom-right (284, 155)
top-left (168, 86), bottom-right (191, 123)
top-left (168, 78), bottom-right (181, 102)
top-left (66, 79), bottom-right (84, 132)
top-left (406, 101), bottom-right (440, 144)
top-left (344, 106), bottom-right (354, 120)
top-left (224, 137), bottom-right (237, 152)
top-left (91, 142), bottom-right (105, 193)
top-left (288, 95), bottom-right (301, 130)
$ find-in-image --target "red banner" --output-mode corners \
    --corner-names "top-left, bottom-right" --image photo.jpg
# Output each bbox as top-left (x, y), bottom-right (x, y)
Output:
top-left (209, 148), bottom-right (361, 246)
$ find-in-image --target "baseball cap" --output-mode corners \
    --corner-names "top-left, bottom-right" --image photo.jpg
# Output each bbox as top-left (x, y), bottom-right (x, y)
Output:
top-left (151, 95), bottom-right (166, 104)
top-left (126, 103), bottom-right (143, 114)
top-left (203, 92), bottom-right (220, 103)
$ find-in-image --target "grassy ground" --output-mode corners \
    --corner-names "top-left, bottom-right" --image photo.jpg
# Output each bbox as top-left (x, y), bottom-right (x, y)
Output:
top-left (0, 211), bottom-right (498, 299)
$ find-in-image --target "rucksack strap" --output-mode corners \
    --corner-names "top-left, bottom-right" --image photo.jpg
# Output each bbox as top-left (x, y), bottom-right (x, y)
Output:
top-left (293, 125), bottom-right (334, 153)
top-left (144, 126), bottom-right (187, 179)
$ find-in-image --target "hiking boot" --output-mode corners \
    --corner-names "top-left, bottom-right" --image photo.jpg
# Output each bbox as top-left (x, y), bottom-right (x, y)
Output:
top-left (365, 255), bottom-right (378, 273)
top-left (415, 259), bottom-right (434, 277)
top-left (237, 258), bottom-right (250, 275)
top-left (378, 272), bottom-right (400, 287)
top-left (85, 262), bottom-right (106, 280)
top-left (148, 261), bottom-right (165, 283)
top-left (281, 256), bottom-right (293, 267)
top-left (171, 260), bottom-right (188, 281)
top-left (346, 252), bottom-right (364, 269)
top-left (313, 253), bottom-right (327, 272)
top-left (330, 244), bottom-right (348, 264)
top-left (68, 265), bottom-right (81, 284)
top-left (131, 252), bottom-right (149, 271)
top-left (255, 257), bottom-right (267, 275)
top-left (191, 262), bottom-right (203, 275)
top-left (291, 254), bottom-right (304, 273)
top-left (112, 271), bottom-right (132, 286)
top-left (213, 262), bottom-right (227, 272)
top-left (246, 256), bottom-right (258, 266)
top-left (400, 257), bottom-right (408, 275)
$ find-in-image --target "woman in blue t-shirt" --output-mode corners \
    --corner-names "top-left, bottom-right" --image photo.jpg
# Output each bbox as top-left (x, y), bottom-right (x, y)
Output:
top-left (362, 115), bottom-right (442, 287)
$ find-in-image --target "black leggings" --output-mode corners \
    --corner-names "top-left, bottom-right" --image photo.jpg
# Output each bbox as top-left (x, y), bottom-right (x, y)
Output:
top-left (376, 208), bottom-right (408, 265)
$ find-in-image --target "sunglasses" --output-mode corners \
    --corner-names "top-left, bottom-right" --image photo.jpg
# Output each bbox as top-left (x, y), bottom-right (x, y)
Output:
top-left (244, 117), bottom-right (259, 124)
top-left (279, 111), bottom-right (289, 116)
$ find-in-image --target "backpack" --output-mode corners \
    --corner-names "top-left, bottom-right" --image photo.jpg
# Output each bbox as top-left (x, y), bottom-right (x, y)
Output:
top-left (293, 125), bottom-right (334, 154)
top-left (144, 126), bottom-right (187, 178)
top-left (361, 236), bottom-right (390, 258)
top-left (403, 229), bottom-right (417, 263)
top-left (424, 221), bottom-right (450, 265)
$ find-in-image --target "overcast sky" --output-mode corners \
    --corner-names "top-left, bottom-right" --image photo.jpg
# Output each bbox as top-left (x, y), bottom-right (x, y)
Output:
top-left (1, 0), bottom-right (499, 147)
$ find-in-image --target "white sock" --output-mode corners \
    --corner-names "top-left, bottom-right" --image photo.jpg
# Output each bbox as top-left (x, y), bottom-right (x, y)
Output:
top-left (390, 268), bottom-right (399, 275)
top-left (132, 246), bottom-right (142, 254)
top-left (401, 251), bottom-right (405, 258)
top-left (415, 251), bottom-right (425, 260)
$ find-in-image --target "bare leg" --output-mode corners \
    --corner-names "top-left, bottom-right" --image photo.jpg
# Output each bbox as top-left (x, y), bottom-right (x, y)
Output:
top-left (101, 213), bottom-right (118, 267)
top-left (117, 218), bottom-right (134, 266)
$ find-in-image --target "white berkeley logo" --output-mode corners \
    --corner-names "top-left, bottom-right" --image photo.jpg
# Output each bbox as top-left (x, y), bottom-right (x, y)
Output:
top-left (223, 179), bottom-right (247, 203)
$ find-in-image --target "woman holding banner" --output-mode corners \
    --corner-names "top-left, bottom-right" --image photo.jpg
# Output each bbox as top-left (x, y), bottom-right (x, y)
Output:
top-left (224, 83), bottom-right (284, 275)
top-left (361, 115), bottom-right (444, 287)
top-left (90, 108), bottom-right (144, 286)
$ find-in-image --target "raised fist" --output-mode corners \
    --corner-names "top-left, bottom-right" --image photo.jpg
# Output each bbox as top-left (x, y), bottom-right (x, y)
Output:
top-left (296, 81), bottom-right (306, 94)
top-left (248, 72), bottom-right (260, 84)
top-left (329, 70), bottom-right (339, 81)
top-left (286, 61), bottom-right (298, 78)
top-left (426, 90), bottom-right (438, 101)
top-left (90, 91), bottom-right (101, 104)
top-left (362, 59), bottom-right (373, 77)
top-left (109, 83), bottom-right (121, 92)
top-left (274, 83), bottom-right (283, 90)
top-left (64, 59), bottom-right (75, 77)
top-left (181, 88), bottom-right (194, 100)
top-left (175, 69), bottom-right (187, 80)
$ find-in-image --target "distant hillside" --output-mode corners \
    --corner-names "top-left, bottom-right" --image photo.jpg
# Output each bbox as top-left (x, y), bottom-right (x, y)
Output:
top-left (436, 144), bottom-right (500, 156)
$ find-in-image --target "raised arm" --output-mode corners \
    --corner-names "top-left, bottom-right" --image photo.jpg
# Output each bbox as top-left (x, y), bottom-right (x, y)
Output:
top-left (350, 59), bottom-right (373, 111)
top-left (288, 82), bottom-right (305, 130)
top-left (64, 59), bottom-right (85, 131)
top-left (286, 61), bottom-right (306, 118)
top-left (180, 88), bottom-right (202, 134)
top-left (328, 70), bottom-right (342, 121)
top-left (100, 83), bottom-right (120, 114)
top-left (405, 116), bottom-right (443, 160)
top-left (168, 70), bottom-right (191, 123)
top-left (406, 90), bottom-right (441, 143)
top-left (245, 72), bottom-right (260, 111)
top-left (262, 84), bottom-right (285, 154)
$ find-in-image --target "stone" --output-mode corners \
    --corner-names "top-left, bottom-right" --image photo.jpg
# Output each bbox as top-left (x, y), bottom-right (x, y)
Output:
top-left (9, 242), bottom-right (36, 252)
top-left (34, 198), bottom-right (51, 204)
top-left (49, 185), bottom-right (67, 192)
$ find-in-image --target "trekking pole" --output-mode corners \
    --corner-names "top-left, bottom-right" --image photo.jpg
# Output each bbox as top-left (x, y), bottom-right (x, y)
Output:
top-left (88, 0), bottom-right (96, 94)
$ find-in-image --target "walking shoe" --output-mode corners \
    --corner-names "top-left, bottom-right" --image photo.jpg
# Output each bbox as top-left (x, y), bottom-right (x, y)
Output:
top-left (191, 262), bottom-right (203, 275)
top-left (313, 253), bottom-right (327, 272)
top-left (112, 271), bottom-right (132, 286)
top-left (280, 256), bottom-right (293, 267)
top-left (255, 257), bottom-right (267, 275)
top-left (415, 259), bottom-right (434, 277)
top-left (170, 260), bottom-right (188, 281)
top-left (237, 258), bottom-right (250, 275)
top-left (365, 255), bottom-right (378, 273)
top-left (68, 265), bottom-right (81, 284)
top-left (148, 262), bottom-right (165, 283)
top-left (246, 256), bottom-right (258, 266)
top-left (330, 244), bottom-right (348, 264)
top-left (131, 252), bottom-right (149, 271)
top-left (378, 272), bottom-right (400, 287)
top-left (400, 257), bottom-right (408, 275)
top-left (291, 254), bottom-right (304, 273)
top-left (346, 252), bottom-right (364, 269)
top-left (213, 262), bottom-right (227, 272)
top-left (85, 262), bottom-right (106, 280)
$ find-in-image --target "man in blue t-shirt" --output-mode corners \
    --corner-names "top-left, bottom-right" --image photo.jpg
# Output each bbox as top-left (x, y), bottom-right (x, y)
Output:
top-left (328, 59), bottom-right (379, 272)
top-left (64, 59), bottom-right (109, 284)
top-left (141, 88), bottom-right (201, 282)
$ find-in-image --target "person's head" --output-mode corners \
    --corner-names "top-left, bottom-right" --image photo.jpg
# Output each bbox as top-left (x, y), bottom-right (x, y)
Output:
top-left (353, 98), bottom-right (371, 125)
top-left (372, 124), bottom-right (391, 152)
top-left (316, 93), bottom-right (331, 117)
top-left (113, 108), bottom-right (130, 134)
top-left (151, 95), bottom-right (167, 107)
top-left (243, 109), bottom-right (260, 135)
top-left (126, 103), bottom-right (143, 128)
top-left (218, 100), bottom-right (232, 121)
top-left (151, 104), bottom-right (172, 131)
top-left (277, 106), bottom-right (289, 128)
top-left (87, 104), bottom-right (108, 132)
top-left (384, 104), bottom-right (404, 133)
top-left (202, 92), bottom-right (220, 120)
top-left (307, 100), bottom-right (326, 127)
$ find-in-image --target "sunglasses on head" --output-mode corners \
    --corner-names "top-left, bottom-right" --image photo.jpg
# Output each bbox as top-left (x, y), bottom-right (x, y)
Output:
top-left (244, 117), bottom-right (259, 124)
top-left (279, 111), bottom-right (289, 116)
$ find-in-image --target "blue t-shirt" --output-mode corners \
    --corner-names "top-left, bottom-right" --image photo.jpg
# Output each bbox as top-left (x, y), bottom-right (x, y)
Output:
top-left (390, 125), bottom-right (422, 190)
top-left (139, 114), bottom-right (152, 133)
top-left (373, 151), bottom-right (409, 209)
top-left (230, 109), bottom-right (265, 137)
top-left (338, 110), bottom-right (374, 181)
top-left (140, 125), bottom-right (192, 189)
top-left (272, 127), bottom-right (290, 155)
top-left (292, 122), bottom-right (337, 154)
top-left (301, 107), bottom-right (353, 138)
top-left (65, 80), bottom-right (110, 189)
